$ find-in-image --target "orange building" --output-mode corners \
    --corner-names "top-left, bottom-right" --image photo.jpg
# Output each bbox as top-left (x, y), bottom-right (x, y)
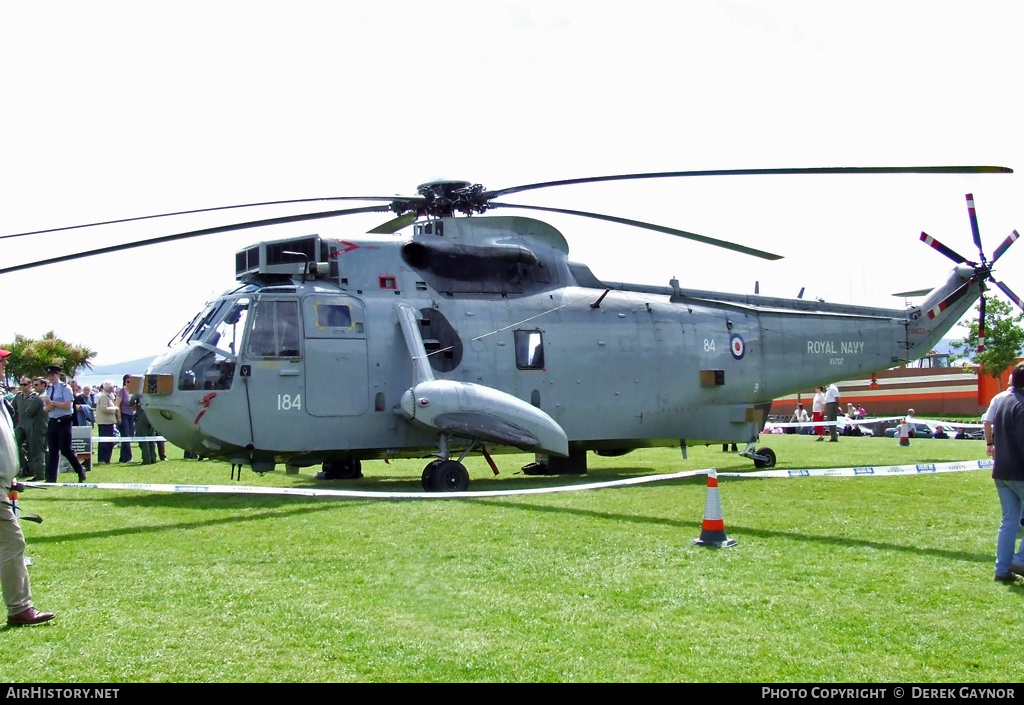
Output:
top-left (770, 354), bottom-right (1017, 418)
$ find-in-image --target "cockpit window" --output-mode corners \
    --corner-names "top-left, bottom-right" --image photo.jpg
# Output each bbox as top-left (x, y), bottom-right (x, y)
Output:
top-left (248, 299), bottom-right (301, 357)
top-left (212, 298), bottom-right (250, 356)
top-left (182, 301), bottom-right (222, 345)
top-left (178, 284), bottom-right (257, 346)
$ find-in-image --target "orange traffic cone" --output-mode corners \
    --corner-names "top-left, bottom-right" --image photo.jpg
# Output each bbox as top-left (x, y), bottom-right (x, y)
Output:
top-left (692, 469), bottom-right (737, 548)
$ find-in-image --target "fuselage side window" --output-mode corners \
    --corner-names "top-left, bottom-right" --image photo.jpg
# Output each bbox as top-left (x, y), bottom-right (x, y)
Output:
top-left (515, 329), bottom-right (545, 370)
top-left (315, 303), bottom-right (352, 329)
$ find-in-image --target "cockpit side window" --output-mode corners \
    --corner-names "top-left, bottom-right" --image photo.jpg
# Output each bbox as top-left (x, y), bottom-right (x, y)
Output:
top-left (248, 299), bottom-right (301, 358)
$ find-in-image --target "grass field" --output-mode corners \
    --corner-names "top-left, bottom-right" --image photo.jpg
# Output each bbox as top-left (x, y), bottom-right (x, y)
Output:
top-left (8, 434), bottom-right (1020, 683)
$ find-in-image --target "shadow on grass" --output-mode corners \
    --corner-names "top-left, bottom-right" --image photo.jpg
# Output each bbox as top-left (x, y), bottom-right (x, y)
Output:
top-left (27, 497), bottom-right (367, 545)
top-left (478, 498), bottom-right (997, 566)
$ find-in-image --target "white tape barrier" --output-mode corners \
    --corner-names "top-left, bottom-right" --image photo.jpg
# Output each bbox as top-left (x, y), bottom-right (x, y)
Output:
top-left (767, 416), bottom-right (983, 429)
top-left (720, 458), bottom-right (992, 479)
top-left (91, 436), bottom-right (166, 443)
top-left (27, 468), bottom-right (712, 499)
top-left (27, 459), bottom-right (991, 499)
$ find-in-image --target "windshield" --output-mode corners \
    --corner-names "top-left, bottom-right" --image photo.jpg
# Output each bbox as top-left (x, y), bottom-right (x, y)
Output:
top-left (211, 298), bottom-right (250, 356)
top-left (175, 284), bottom-right (258, 346)
top-left (176, 291), bottom-right (256, 392)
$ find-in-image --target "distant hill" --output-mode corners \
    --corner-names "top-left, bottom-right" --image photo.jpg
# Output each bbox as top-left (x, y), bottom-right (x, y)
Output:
top-left (77, 356), bottom-right (157, 384)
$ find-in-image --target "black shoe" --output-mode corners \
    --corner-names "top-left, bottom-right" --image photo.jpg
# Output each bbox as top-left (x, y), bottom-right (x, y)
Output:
top-left (994, 573), bottom-right (1018, 583)
top-left (1011, 563), bottom-right (1024, 577)
top-left (77, 471), bottom-right (87, 482)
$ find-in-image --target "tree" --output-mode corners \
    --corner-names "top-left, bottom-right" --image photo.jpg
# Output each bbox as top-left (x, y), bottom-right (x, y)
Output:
top-left (0, 331), bottom-right (97, 385)
top-left (950, 296), bottom-right (1024, 391)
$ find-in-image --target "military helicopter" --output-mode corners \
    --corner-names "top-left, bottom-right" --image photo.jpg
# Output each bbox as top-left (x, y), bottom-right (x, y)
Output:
top-left (3, 166), bottom-right (1019, 491)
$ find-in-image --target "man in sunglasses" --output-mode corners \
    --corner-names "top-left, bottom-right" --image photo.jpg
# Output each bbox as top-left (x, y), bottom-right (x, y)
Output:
top-left (41, 366), bottom-right (87, 484)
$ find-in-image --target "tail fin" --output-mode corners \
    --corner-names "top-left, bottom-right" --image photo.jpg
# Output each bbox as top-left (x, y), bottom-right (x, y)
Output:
top-left (903, 265), bottom-right (979, 359)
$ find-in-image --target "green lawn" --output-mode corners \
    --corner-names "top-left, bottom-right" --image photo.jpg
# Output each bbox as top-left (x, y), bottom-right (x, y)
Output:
top-left (9, 435), bottom-right (1019, 683)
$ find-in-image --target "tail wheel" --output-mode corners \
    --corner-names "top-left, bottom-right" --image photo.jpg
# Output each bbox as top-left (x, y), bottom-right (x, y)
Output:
top-left (753, 447), bottom-right (777, 469)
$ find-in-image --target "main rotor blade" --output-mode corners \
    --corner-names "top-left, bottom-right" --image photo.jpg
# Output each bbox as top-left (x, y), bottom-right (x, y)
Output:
top-left (990, 229), bottom-right (1020, 264)
top-left (0, 205), bottom-right (391, 275)
top-left (994, 279), bottom-right (1024, 312)
top-left (0, 196), bottom-right (408, 242)
top-left (966, 193), bottom-right (985, 260)
top-left (368, 212), bottom-right (420, 234)
top-left (482, 166), bottom-right (1013, 201)
top-left (920, 232), bottom-right (971, 264)
top-left (490, 202), bottom-right (783, 260)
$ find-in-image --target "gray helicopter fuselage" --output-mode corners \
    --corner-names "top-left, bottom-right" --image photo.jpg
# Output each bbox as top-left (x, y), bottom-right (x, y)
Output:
top-left (142, 215), bottom-right (979, 470)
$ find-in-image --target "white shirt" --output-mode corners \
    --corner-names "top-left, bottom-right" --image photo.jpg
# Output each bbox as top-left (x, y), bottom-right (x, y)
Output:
top-left (812, 392), bottom-right (825, 413)
top-left (984, 389), bottom-right (1013, 422)
top-left (824, 384), bottom-right (840, 404)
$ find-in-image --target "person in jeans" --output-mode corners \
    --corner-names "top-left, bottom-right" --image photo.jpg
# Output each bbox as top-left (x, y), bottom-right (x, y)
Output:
top-left (115, 374), bottom-right (135, 463)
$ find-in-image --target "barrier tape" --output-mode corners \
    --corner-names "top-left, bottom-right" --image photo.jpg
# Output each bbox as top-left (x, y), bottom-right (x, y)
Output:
top-left (25, 468), bottom-right (713, 499)
top-left (719, 458), bottom-right (992, 479)
top-left (90, 436), bottom-right (166, 443)
top-left (767, 416), bottom-right (983, 429)
top-left (26, 459), bottom-right (991, 499)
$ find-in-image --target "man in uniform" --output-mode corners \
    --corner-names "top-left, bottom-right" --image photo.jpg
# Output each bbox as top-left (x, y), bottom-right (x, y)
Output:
top-left (10, 378), bottom-right (32, 477)
top-left (21, 378), bottom-right (49, 482)
top-left (130, 392), bottom-right (157, 465)
top-left (0, 349), bottom-right (55, 625)
top-left (41, 366), bottom-right (87, 484)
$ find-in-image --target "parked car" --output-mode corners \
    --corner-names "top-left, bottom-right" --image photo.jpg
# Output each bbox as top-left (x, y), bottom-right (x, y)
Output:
top-left (883, 422), bottom-right (936, 439)
top-left (838, 415), bottom-right (874, 436)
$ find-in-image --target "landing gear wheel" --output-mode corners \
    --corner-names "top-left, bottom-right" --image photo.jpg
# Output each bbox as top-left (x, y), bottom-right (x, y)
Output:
top-left (316, 458), bottom-right (363, 480)
top-left (430, 459), bottom-right (470, 492)
top-left (753, 447), bottom-right (776, 469)
top-left (422, 459), bottom-right (443, 491)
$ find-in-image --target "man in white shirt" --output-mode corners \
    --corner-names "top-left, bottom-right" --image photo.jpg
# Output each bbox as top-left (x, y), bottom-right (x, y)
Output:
top-left (824, 383), bottom-right (841, 442)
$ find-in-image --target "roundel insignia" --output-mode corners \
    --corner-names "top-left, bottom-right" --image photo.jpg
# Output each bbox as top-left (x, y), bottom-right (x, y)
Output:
top-left (730, 334), bottom-right (745, 360)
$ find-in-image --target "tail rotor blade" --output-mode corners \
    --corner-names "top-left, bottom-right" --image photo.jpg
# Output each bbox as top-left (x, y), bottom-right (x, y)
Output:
top-left (990, 229), bottom-right (1020, 264)
top-left (978, 295), bottom-right (986, 353)
top-left (920, 232), bottom-right (970, 264)
top-left (966, 193), bottom-right (986, 261)
top-left (994, 279), bottom-right (1024, 313)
